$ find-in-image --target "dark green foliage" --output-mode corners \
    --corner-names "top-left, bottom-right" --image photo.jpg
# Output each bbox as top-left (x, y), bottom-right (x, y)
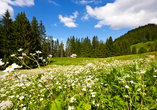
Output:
top-left (1, 10), bottom-right (13, 62)
top-left (30, 16), bottom-right (41, 53)
top-left (69, 36), bottom-right (76, 55)
top-left (115, 24), bottom-right (157, 45)
top-left (65, 38), bottom-right (70, 57)
top-left (138, 47), bottom-right (147, 54)
top-left (149, 45), bottom-right (154, 52)
top-left (132, 46), bottom-right (137, 54)
top-left (91, 36), bottom-right (99, 57)
top-left (154, 44), bottom-right (157, 51)
top-left (0, 10), bottom-right (49, 68)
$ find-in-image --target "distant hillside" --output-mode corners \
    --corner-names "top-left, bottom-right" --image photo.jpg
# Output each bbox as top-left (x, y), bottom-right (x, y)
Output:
top-left (114, 24), bottom-right (157, 45)
top-left (130, 40), bottom-right (157, 52)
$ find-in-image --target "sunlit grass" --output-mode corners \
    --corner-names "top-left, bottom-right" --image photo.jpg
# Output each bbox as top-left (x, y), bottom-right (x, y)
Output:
top-left (0, 51), bottom-right (157, 110)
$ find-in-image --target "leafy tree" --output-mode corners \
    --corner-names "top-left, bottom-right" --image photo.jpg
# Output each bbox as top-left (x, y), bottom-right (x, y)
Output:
top-left (132, 46), bottom-right (137, 54)
top-left (138, 47), bottom-right (147, 54)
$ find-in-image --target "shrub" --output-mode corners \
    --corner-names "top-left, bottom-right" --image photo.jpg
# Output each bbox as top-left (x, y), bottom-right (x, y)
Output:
top-left (149, 45), bottom-right (154, 52)
top-left (138, 47), bottom-right (147, 54)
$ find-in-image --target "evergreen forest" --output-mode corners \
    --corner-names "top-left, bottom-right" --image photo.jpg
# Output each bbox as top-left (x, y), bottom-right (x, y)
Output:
top-left (0, 10), bottom-right (157, 68)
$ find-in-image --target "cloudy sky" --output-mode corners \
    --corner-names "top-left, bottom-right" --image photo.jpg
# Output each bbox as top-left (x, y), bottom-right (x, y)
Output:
top-left (0, 0), bottom-right (157, 44)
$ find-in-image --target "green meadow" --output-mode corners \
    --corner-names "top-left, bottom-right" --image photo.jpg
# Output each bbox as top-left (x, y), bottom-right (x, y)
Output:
top-left (0, 52), bottom-right (157, 110)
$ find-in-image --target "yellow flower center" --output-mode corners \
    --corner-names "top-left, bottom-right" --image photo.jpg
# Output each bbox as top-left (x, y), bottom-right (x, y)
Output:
top-left (21, 76), bottom-right (25, 79)
top-left (8, 66), bottom-right (12, 68)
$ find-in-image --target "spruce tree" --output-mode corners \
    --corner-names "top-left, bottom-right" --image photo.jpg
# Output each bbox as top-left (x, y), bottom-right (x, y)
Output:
top-left (132, 46), bottom-right (137, 54)
top-left (1, 10), bottom-right (13, 62)
top-left (69, 36), bottom-right (76, 55)
top-left (42, 36), bottom-right (48, 58)
top-left (0, 22), bottom-right (3, 58)
top-left (51, 36), bottom-right (54, 56)
top-left (66, 38), bottom-right (70, 57)
top-left (97, 41), bottom-right (104, 58)
top-left (91, 36), bottom-right (99, 57)
top-left (39, 20), bottom-right (46, 46)
top-left (56, 39), bottom-right (59, 57)
top-left (60, 41), bottom-right (64, 57)
top-left (75, 38), bottom-right (81, 57)
top-left (30, 16), bottom-right (41, 53)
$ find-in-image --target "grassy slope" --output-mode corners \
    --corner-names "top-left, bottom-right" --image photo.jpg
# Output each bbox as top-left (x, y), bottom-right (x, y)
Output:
top-left (49, 51), bottom-right (157, 66)
top-left (130, 40), bottom-right (157, 51)
top-left (1, 51), bottom-right (157, 76)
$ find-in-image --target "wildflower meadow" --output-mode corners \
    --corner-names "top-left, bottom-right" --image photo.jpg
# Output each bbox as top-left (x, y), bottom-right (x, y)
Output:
top-left (0, 49), bottom-right (157, 110)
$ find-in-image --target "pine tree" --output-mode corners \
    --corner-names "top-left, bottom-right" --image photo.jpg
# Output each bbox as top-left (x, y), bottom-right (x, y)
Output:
top-left (56, 39), bottom-right (59, 57)
top-left (69, 36), bottom-right (76, 55)
top-left (51, 36), bottom-right (54, 56)
top-left (60, 41), bottom-right (64, 57)
top-left (0, 21), bottom-right (3, 58)
top-left (122, 40), bottom-right (131, 55)
top-left (75, 38), bottom-right (81, 57)
top-left (66, 38), bottom-right (70, 57)
top-left (91, 36), bottom-right (99, 57)
top-left (1, 10), bottom-right (13, 62)
top-left (39, 20), bottom-right (46, 46)
top-left (42, 36), bottom-right (48, 58)
top-left (114, 42), bottom-right (121, 56)
top-left (97, 41), bottom-right (104, 58)
top-left (18, 12), bottom-right (32, 54)
top-left (132, 46), bottom-right (137, 54)
top-left (30, 16), bottom-right (41, 53)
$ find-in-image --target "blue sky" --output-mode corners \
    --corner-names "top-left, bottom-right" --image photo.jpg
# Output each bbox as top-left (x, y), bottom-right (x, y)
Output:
top-left (0, 0), bottom-right (157, 46)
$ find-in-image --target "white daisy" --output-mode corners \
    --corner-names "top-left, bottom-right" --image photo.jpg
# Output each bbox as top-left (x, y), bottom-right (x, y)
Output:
top-left (125, 85), bottom-right (129, 89)
top-left (18, 48), bottom-right (23, 52)
top-left (0, 61), bottom-right (5, 66)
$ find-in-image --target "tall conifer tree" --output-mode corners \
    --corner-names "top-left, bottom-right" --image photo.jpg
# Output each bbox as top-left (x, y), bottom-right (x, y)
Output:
top-left (1, 10), bottom-right (13, 62)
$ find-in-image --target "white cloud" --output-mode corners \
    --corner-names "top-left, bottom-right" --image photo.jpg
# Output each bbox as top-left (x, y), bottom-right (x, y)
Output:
top-left (48, 0), bottom-right (59, 6)
top-left (59, 11), bottom-right (79, 28)
top-left (85, 0), bottom-right (157, 29)
top-left (74, 0), bottom-right (102, 5)
top-left (0, 0), bottom-right (34, 18)
top-left (81, 14), bottom-right (89, 20)
top-left (61, 38), bottom-right (64, 40)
